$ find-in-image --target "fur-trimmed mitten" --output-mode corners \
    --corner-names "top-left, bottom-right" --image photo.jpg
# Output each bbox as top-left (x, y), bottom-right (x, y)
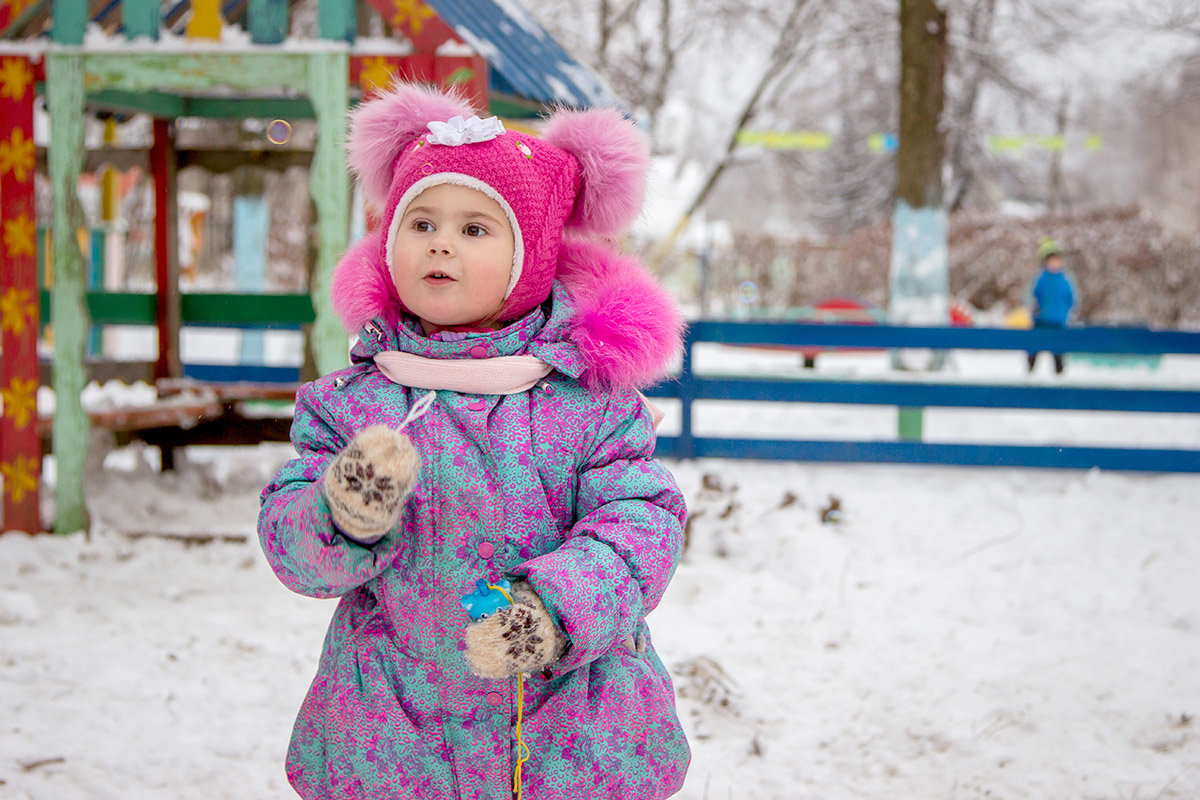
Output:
top-left (463, 582), bottom-right (568, 679)
top-left (322, 424), bottom-right (421, 543)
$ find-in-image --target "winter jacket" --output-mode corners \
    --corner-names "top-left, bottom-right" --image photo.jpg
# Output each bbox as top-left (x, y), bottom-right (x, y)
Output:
top-left (1032, 268), bottom-right (1075, 326)
top-left (258, 233), bottom-right (690, 800)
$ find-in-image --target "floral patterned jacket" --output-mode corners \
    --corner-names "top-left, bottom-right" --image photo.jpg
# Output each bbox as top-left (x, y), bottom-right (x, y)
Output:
top-left (258, 275), bottom-right (690, 800)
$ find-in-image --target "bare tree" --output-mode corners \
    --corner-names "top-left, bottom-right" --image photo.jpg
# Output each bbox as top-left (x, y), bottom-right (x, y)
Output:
top-left (941, 0), bottom-right (1093, 212)
top-left (597, 0), bottom-right (643, 69)
top-left (1128, 0), bottom-right (1200, 39)
top-left (650, 0), bottom-right (826, 259)
top-left (520, 0), bottom-right (1196, 282)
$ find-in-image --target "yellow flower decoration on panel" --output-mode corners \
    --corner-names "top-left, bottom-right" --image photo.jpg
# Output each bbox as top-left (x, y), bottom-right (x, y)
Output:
top-left (1, 287), bottom-right (38, 336)
top-left (360, 56), bottom-right (397, 94)
top-left (3, 212), bottom-right (36, 258)
top-left (1, 454), bottom-right (39, 504)
top-left (1, 376), bottom-right (37, 429)
top-left (0, 57), bottom-right (33, 102)
top-left (0, 127), bottom-right (35, 183)
top-left (391, 0), bottom-right (435, 33)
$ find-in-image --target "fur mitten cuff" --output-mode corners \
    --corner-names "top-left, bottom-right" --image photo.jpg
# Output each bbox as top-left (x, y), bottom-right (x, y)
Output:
top-left (463, 582), bottom-right (567, 679)
top-left (322, 425), bottom-right (421, 543)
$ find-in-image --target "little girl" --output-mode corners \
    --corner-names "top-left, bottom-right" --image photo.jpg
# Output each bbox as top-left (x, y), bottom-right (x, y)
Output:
top-left (258, 83), bottom-right (689, 800)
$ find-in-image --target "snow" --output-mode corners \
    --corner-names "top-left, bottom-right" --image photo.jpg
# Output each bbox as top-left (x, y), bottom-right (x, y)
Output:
top-left (489, 0), bottom-right (554, 42)
top-left (3, 352), bottom-right (1199, 799)
top-left (453, 26), bottom-right (502, 68)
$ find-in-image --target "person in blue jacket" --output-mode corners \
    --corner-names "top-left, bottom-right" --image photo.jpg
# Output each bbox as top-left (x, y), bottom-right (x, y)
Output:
top-left (1027, 238), bottom-right (1076, 374)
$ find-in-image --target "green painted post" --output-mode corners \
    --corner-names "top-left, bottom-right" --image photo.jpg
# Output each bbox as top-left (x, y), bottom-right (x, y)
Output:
top-left (318, 0), bottom-right (356, 43)
top-left (51, 0), bottom-right (87, 44)
top-left (46, 53), bottom-right (91, 533)
top-left (898, 407), bottom-right (924, 441)
top-left (122, 0), bottom-right (161, 41)
top-left (308, 50), bottom-right (351, 375)
top-left (249, 0), bottom-right (288, 45)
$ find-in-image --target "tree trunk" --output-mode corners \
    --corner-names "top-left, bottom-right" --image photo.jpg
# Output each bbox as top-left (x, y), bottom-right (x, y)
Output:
top-left (890, 0), bottom-right (949, 366)
top-left (896, 0), bottom-right (947, 209)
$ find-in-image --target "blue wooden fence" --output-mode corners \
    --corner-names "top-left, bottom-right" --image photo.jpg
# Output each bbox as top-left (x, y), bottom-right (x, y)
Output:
top-left (645, 322), bottom-right (1200, 473)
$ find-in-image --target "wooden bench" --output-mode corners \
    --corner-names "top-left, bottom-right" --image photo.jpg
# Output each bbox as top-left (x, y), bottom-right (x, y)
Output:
top-left (36, 379), bottom-right (296, 468)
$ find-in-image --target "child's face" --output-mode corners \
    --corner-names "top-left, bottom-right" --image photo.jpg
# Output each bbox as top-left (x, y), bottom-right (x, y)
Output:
top-left (390, 183), bottom-right (515, 333)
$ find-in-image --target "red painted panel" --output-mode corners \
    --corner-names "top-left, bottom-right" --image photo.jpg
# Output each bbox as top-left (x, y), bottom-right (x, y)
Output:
top-left (351, 53), bottom-right (487, 111)
top-left (351, 54), bottom-right (435, 99)
top-left (361, 0), bottom-right (460, 52)
top-left (0, 55), bottom-right (41, 532)
top-left (434, 54), bottom-right (488, 113)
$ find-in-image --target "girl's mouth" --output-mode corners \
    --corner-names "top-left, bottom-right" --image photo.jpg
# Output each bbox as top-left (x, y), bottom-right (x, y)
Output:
top-left (424, 271), bottom-right (454, 283)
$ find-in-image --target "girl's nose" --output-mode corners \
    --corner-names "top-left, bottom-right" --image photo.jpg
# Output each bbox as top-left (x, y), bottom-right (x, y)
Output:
top-left (428, 234), bottom-right (453, 256)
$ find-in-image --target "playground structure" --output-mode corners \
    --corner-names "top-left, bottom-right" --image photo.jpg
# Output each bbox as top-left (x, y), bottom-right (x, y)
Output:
top-left (4, 4), bottom-right (1197, 538)
top-left (0, 0), bottom-right (617, 534)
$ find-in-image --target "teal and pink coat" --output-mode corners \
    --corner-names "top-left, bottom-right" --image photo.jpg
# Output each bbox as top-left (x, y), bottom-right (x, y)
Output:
top-left (258, 231), bottom-right (690, 799)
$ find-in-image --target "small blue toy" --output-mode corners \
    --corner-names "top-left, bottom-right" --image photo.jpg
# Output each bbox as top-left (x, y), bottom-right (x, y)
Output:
top-left (460, 578), bottom-right (514, 621)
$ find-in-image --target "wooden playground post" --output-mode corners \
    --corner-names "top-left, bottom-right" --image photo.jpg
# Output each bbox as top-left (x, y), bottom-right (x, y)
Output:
top-left (45, 50), bottom-right (92, 533)
top-left (151, 119), bottom-right (183, 382)
top-left (318, 0), bottom-right (356, 42)
top-left (307, 49), bottom-right (351, 377)
top-left (0, 53), bottom-right (40, 533)
top-left (51, 0), bottom-right (86, 45)
top-left (233, 168), bottom-right (269, 367)
top-left (249, 0), bottom-right (289, 45)
top-left (122, 0), bottom-right (161, 41)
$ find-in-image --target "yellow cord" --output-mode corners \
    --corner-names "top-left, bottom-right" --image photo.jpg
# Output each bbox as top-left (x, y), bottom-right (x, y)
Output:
top-left (488, 583), bottom-right (515, 605)
top-left (486, 583), bottom-right (530, 799)
top-left (513, 672), bottom-right (531, 798)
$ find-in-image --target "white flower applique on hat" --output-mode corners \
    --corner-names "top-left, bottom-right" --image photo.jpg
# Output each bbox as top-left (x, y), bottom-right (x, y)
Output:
top-left (425, 115), bottom-right (506, 146)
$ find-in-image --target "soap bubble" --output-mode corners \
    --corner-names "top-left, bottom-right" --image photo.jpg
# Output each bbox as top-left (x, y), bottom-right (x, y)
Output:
top-left (267, 119), bottom-right (292, 145)
top-left (737, 281), bottom-right (759, 304)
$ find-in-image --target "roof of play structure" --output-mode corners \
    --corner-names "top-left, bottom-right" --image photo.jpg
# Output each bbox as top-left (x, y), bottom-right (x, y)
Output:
top-left (420, 0), bottom-right (618, 109)
top-left (0, 0), bottom-right (620, 110)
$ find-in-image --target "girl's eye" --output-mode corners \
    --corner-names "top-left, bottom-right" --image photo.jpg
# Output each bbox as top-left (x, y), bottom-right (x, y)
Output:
top-left (464, 223), bottom-right (488, 237)
top-left (413, 220), bottom-right (434, 233)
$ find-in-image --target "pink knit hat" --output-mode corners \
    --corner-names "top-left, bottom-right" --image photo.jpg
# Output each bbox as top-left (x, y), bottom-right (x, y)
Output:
top-left (347, 83), bottom-right (650, 321)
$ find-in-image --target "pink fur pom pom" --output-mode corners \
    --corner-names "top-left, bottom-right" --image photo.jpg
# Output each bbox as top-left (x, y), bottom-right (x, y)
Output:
top-left (558, 239), bottom-right (683, 392)
top-left (347, 84), bottom-right (476, 207)
top-left (542, 108), bottom-right (649, 238)
top-left (330, 231), bottom-right (401, 333)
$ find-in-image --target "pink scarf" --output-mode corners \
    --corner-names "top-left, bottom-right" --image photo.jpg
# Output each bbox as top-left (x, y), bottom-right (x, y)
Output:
top-left (372, 350), bottom-right (665, 428)
top-left (374, 351), bottom-right (551, 394)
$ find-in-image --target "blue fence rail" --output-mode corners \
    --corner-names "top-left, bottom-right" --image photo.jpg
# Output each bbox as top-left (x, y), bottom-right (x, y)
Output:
top-left (644, 322), bottom-right (1200, 473)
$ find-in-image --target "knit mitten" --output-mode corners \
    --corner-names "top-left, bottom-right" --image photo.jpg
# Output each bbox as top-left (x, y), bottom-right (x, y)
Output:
top-left (463, 582), bottom-right (567, 679)
top-left (322, 424), bottom-right (421, 543)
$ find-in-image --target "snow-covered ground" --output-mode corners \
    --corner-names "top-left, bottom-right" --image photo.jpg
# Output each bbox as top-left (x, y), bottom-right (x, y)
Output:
top-left (3, 350), bottom-right (1199, 799)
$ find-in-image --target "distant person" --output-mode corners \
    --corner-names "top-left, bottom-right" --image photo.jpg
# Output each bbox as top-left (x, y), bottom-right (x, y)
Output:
top-left (1027, 238), bottom-right (1076, 374)
top-left (257, 84), bottom-right (689, 800)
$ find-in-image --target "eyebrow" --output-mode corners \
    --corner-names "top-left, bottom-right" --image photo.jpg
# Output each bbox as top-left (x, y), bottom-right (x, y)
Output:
top-left (404, 206), bottom-right (505, 225)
